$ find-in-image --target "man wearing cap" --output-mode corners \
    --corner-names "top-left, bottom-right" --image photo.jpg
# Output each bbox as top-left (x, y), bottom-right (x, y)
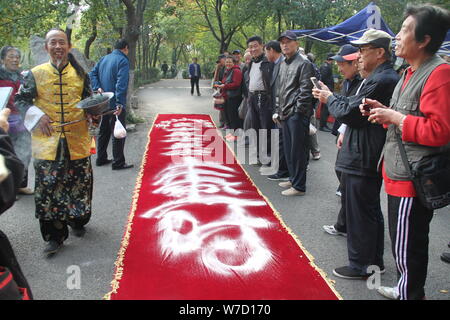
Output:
top-left (322, 44), bottom-right (364, 237)
top-left (245, 36), bottom-right (274, 164)
top-left (361, 4), bottom-right (450, 300)
top-left (273, 31), bottom-right (315, 196)
top-left (313, 29), bottom-right (399, 279)
top-left (318, 53), bottom-right (335, 132)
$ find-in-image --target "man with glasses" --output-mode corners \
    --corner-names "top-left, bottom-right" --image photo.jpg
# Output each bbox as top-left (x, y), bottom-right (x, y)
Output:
top-left (313, 29), bottom-right (399, 280)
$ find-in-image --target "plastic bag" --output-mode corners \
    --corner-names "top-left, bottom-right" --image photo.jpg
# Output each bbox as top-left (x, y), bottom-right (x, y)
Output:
top-left (309, 123), bottom-right (317, 135)
top-left (114, 116), bottom-right (127, 139)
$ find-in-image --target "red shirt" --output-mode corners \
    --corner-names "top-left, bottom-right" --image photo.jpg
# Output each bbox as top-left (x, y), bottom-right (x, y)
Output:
top-left (383, 63), bottom-right (450, 197)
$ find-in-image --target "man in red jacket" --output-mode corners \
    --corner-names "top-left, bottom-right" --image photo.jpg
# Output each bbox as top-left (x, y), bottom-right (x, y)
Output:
top-left (362, 4), bottom-right (450, 300)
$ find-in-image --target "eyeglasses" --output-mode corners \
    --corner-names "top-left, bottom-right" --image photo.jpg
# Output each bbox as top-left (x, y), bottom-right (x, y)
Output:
top-left (358, 46), bottom-right (378, 53)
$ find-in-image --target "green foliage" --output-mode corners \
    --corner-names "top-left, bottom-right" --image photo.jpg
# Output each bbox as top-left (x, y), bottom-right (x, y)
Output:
top-left (1, 0), bottom-right (448, 81)
top-left (134, 67), bottom-right (161, 87)
top-left (0, 0), bottom-right (72, 48)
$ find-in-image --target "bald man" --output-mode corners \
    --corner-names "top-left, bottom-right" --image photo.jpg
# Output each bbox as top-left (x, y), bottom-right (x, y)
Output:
top-left (16, 28), bottom-right (95, 255)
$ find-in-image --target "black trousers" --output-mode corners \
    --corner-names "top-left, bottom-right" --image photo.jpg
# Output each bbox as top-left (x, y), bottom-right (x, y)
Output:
top-left (248, 92), bottom-right (273, 161)
top-left (281, 113), bottom-right (309, 192)
top-left (334, 169), bottom-right (346, 233)
top-left (190, 77), bottom-right (200, 95)
top-left (224, 96), bottom-right (243, 130)
top-left (275, 125), bottom-right (289, 177)
top-left (342, 173), bottom-right (384, 273)
top-left (39, 214), bottom-right (91, 243)
top-left (97, 109), bottom-right (127, 169)
top-left (320, 103), bottom-right (330, 128)
top-left (387, 195), bottom-right (434, 300)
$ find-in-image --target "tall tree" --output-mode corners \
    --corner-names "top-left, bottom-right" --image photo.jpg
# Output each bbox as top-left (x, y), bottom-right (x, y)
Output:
top-left (192, 0), bottom-right (260, 53)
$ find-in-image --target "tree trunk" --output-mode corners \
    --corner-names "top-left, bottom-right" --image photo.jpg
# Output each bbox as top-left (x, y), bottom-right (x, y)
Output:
top-left (65, 27), bottom-right (73, 45)
top-left (152, 35), bottom-right (162, 68)
top-left (120, 0), bottom-right (147, 112)
top-left (305, 38), bottom-right (313, 54)
top-left (84, 23), bottom-right (97, 59)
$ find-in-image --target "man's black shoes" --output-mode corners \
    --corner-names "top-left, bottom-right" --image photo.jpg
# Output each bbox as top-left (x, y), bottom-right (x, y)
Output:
top-left (72, 227), bottom-right (86, 238)
top-left (333, 265), bottom-right (385, 280)
top-left (44, 240), bottom-right (62, 255)
top-left (267, 173), bottom-right (290, 181)
top-left (96, 159), bottom-right (113, 167)
top-left (112, 163), bottom-right (134, 170)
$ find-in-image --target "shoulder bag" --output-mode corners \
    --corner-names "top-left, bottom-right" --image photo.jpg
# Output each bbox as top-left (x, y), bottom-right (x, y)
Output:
top-left (395, 133), bottom-right (450, 210)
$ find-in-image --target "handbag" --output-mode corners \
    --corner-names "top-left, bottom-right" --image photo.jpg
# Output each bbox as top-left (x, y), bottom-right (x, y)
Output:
top-left (395, 133), bottom-right (450, 210)
top-left (212, 89), bottom-right (225, 110)
top-left (238, 98), bottom-right (248, 120)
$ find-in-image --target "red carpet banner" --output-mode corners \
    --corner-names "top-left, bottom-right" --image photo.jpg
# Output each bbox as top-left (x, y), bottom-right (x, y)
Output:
top-left (105, 114), bottom-right (340, 300)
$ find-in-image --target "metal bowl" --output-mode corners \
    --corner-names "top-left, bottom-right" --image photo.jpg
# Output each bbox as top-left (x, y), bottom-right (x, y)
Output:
top-left (76, 92), bottom-right (114, 115)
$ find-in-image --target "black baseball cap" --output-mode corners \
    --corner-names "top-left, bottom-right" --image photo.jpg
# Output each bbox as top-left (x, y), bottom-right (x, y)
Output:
top-left (326, 53), bottom-right (335, 60)
top-left (331, 44), bottom-right (358, 62)
top-left (278, 30), bottom-right (297, 41)
top-left (232, 50), bottom-right (241, 54)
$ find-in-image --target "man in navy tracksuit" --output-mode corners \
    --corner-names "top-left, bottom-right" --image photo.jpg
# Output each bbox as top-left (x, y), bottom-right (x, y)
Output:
top-left (90, 39), bottom-right (133, 170)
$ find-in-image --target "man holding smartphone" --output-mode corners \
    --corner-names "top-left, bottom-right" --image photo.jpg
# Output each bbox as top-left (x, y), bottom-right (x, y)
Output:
top-left (313, 29), bottom-right (399, 280)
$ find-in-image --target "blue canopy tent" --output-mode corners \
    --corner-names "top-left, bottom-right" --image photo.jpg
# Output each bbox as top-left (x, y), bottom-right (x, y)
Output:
top-left (291, 2), bottom-right (450, 56)
top-left (291, 2), bottom-right (395, 46)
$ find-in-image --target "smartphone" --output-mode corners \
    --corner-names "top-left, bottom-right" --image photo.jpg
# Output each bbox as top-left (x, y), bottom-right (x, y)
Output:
top-left (362, 98), bottom-right (371, 112)
top-left (310, 77), bottom-right (321, 89)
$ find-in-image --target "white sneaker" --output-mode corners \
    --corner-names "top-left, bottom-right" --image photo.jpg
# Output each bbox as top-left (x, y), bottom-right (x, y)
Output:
top-left (281, 187), bottom-right (305, 196)
top-left (336, 190), bottom-right (342, 197)
top-left (279, 181), bottom-right (292, 188)
top-left (377, 286), bottom-right (399, 300)
top-left (312, 152), bottom-right (321, 160)
top-left (259, 166), bottom-right (277, 176)
top-left (323, 225), bottom-right (347, 236)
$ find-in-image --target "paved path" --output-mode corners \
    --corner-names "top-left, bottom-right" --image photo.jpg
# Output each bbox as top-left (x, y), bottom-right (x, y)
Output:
top-left (2, 79), bottom-right (449, 300)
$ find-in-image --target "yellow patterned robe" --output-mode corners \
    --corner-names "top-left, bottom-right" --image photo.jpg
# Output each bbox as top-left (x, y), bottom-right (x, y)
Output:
top-left (23, 62), bottom-right (91, 160)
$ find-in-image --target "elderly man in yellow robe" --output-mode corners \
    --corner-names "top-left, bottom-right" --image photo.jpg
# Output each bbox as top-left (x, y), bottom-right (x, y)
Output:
top-left (16, 29), bottom-right (95, 256)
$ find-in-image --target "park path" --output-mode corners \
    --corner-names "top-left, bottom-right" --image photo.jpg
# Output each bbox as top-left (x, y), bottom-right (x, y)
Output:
top-left (2, 79), bottom-right (448, 300)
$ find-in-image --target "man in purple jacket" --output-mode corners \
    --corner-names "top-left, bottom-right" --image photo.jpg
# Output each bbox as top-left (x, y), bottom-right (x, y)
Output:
top-left (89, 39), bottom-right (133, 170)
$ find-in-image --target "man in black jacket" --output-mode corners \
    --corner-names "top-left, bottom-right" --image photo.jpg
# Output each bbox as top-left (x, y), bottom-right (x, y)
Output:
top-left (273, 31), bottom-right (316, 196)
top-left (245, 36), bottom-right (274, 165)
top-left (313, 29), bottom-right (399, 279)
top-left (322, 44), bottom-right (364, 237)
